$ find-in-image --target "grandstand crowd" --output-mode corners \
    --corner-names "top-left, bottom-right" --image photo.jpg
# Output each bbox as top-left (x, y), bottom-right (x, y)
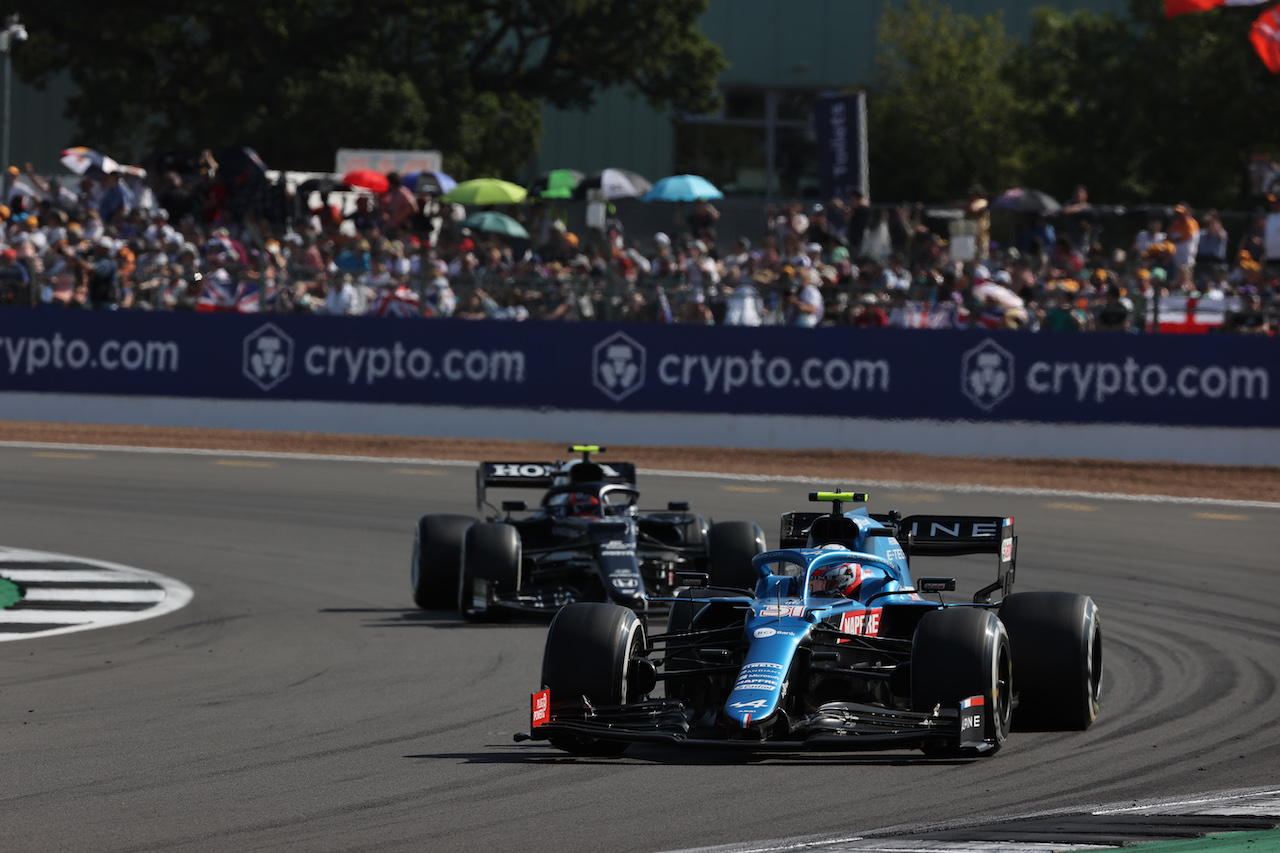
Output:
top-left (0, 154), bottom-right (1274, 335)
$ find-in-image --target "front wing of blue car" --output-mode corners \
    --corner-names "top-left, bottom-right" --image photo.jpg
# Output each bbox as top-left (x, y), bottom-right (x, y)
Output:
top-left (514, 695), bottom-right (993, 752)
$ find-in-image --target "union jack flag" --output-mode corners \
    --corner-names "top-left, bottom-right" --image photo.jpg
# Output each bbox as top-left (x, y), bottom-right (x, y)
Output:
top-left (372, 285), bottom-right (421, 318)
top-left (195, 272), bottom-right (237, 312)
top-left (235, 280), bottom-right (280, 313)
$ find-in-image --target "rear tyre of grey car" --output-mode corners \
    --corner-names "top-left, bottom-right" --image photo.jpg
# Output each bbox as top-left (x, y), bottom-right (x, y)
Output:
top-left (707, 521), bottom-right (765, 591)
top-left (458, 522), bottom-right (521, 622)
top-left (999, 592), bottom-right (1102, 731)
top-left (542, 602), bottom-right (647, 755)
top-left (911, 607), bottom-right (1012, 756)
top-left (412, 514), bottom-right (473, 610)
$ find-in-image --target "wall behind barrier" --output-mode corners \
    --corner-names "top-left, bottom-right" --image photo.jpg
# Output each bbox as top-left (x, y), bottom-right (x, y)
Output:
top-left (0, 309), bottom-right (1274, 428)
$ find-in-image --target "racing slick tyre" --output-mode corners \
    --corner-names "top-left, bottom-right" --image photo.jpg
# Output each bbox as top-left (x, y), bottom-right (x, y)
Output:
top-left (911, 607), bottom-right (1012, 757)
top-left (458, 523), bottom-right (521, 622)
top-left (999, 592), bottom-right (1102, 731)
top-left (707, 521), bottom-right (766, 592)
top-left (542, 602), bottom-right (649, 755)
top-left (412, 514), bottom-right (473, 610)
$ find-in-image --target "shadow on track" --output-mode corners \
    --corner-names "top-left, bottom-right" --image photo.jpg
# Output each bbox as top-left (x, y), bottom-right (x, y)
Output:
top-left (405, 746), bottom-right (976, 767)
top-left (319, 607), bottom-right (549, 628)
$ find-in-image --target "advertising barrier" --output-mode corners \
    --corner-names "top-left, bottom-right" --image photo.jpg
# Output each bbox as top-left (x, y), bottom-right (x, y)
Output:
top-left (0, 309), bottom-right (1273, 430)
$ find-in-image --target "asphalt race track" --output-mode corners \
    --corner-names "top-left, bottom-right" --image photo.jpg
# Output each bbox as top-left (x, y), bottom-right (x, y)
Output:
top-left (2, 445), bottom-right (1278, 852)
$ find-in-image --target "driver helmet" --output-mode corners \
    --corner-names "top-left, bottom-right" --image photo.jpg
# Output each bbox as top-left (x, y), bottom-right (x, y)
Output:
top-left (809, 544), bottom-right (863, 598)
top-left (569, 492), bottom-right (601, 518)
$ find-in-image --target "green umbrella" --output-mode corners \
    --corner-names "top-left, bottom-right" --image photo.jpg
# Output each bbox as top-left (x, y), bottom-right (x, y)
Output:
top-left (530, 168), bottom-right (583, 199)
top-left (442, 178), bottom-right (528, 206)
top-left (459, 210), bottom-right (530, 240)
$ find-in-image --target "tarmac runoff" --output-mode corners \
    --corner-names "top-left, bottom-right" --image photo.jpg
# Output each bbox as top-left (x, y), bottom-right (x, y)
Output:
top-left (662, 788), bottom-right (1280, 853)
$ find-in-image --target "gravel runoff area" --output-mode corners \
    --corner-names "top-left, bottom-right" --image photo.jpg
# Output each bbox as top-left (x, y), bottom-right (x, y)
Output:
top-left (0, 420), bottom-right (1275, 504)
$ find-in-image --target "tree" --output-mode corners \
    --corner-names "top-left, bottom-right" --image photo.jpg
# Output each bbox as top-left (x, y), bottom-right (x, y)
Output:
top-left (866, 0), bottom-right (1023, 203)
top-left (1011, 0), bottom-right (1280, 208)
top-left (10, 0), bottom-right (726, 178)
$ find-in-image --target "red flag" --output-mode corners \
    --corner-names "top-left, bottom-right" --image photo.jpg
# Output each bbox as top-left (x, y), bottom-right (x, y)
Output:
top-left (1167, 0), bottom-right (1267, 16)
top-left (1252, 6), bottom-right (1280, 72)
top-left (1166, 0), bottom-right (1220, 17)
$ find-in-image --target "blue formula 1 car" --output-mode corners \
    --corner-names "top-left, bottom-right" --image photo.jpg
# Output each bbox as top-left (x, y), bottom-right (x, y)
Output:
top-left (516, 491), bottom-right (1102, 756)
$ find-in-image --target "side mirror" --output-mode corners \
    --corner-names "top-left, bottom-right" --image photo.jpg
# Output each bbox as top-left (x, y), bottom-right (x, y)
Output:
top-left (916, 577), bottom-right (956, 592)
top-left (668, 500), bottom-right (691, 511)
top-left (501, 500), bottom-right (527, 513)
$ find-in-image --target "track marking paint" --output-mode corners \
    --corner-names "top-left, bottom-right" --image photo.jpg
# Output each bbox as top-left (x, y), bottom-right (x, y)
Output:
top-left (0, 548), bottom-right (192, 641)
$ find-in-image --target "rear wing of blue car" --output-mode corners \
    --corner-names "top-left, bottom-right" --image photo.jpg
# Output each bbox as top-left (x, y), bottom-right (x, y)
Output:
top-left (880, 514), bottom-right (1016, 603)
top-left (779, 511), bottom-right (1016, 602)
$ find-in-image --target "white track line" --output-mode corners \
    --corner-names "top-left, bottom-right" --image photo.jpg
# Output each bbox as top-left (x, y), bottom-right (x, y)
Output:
top-left (0, 546), bottom-right (192, 641)
top-left (2, 440), bottom-right (1277, 510)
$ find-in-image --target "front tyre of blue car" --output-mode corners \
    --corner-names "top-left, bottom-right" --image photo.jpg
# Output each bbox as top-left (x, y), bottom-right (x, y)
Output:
top-left (541, 602), bottom-right (647, 756)
top-left (912, 607), bottom-right (1012, 757)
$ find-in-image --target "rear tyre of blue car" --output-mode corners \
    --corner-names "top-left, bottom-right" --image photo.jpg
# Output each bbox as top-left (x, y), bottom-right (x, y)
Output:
top-left (458, 522), bottom-right (521, 622)
top-left (541, 602), bottom-right (646, 755)
top-left (999, 592), bottom-right (1102, 731)
top-left (911, 607), bottom-right (1012, 756)
top-left (412, 514), bottom-right (472, 609)
top-left (707, 521), bottom-right (765, 591)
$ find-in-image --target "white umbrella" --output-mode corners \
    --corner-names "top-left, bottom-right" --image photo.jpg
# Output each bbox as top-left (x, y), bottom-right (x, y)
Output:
top-left (577, 168), bottom-right (653, 199)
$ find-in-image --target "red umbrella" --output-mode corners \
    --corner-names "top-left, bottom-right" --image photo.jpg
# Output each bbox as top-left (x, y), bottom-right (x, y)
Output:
top-left (342, 169), bottom-right (390, 194)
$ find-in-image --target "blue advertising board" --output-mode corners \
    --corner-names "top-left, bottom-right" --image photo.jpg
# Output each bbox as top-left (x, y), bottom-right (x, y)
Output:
top-left (0, 309), bottom-right (1274, 428)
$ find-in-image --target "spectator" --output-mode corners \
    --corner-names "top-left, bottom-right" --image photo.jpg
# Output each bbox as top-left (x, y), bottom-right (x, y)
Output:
top-left (849, 292), bottom-right (888, 327)
top-left (1061, 184), bottom-right (1096, 250)
top-left (1167, 204), bottom-right (1200, 269)
top-left (97, 173), bottom-right (136, 225)
top-left (805, 203), bottom-right (839, 252)
top-left (785, 268), bottom-right (824, 327)
top-left (82, 236), bottom-right (119, 309)
top-left (381, 172), bottom-right (418, 235)
top-left (1222, 289), bottom-right (1270, 334)
top-left (1041, 290), bottom-right (1088, 331)
top-left (687, 198), bottom-right (720, 246)
top-left (842, 189), bottom-right (871, 258)
top-left (1093, 284), bottom-right (1133, 332)
top-left (1197, 209), bottom-right (1228, 267)
top-left (0, 246), bottom-right (29, 305)
top-left (723, 274), bottom-right (764, 326)
top-left (963, 184), bottom-right (991, 262)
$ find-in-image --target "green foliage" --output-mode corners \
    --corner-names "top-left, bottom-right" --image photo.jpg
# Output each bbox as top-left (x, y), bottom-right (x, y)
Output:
top-left (10, 0), bottom-right (725, 178)
top-left (1010, 0), bottom-right (1280, 207)
top-left (867, 0), bottom-right (1023, 203)
top-left (866, 0), bottom-right (1280, 207)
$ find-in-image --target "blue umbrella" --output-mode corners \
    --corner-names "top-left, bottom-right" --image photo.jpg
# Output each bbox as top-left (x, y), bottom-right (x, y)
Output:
top-left (642, 174), bottom-right (723, 202)
top-left (404, 169), bottom-right (457, 194)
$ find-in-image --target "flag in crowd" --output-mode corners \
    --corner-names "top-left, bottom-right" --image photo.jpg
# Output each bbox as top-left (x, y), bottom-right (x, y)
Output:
top-left (1250, 5), bottom-right (1280, 72)
top-left (1164, 0), bottom-right (1266, 17)
top-left (372, 285), bottom-right (421, 318)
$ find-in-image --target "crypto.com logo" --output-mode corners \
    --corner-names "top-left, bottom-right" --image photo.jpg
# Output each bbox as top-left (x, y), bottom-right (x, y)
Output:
top-left (242, 323), bottom-right (294, 392)
top-left (960, 338), bottom-right (1014, 411)
top-left (592, 331), bottom-right (646, 402)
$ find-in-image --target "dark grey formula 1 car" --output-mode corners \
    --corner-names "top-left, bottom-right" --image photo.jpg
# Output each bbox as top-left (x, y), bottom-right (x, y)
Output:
top-left (411, 446), bottom-right (765, 620)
